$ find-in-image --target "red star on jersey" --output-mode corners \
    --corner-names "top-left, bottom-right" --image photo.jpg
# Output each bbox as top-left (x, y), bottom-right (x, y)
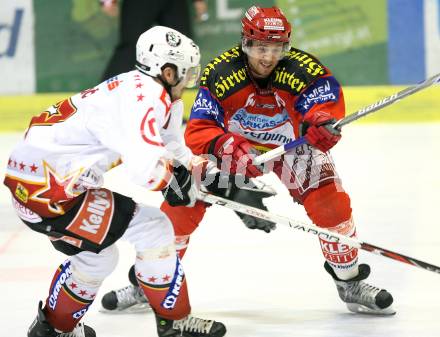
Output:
top-left (137, 94), bottom-right (145, 101)
top-left (162, 274), bottom-right (171, 282)
top-left (30, 163), bottom-right (38, 173)
top-left (148, 276), bottom-right (157, 283)
top-left (69, 282), bottom-right (78, 289)
top-left (31, 161), bottom-right (82, 214)
top-left (136, 83), bottom-right (143, 89)
top-left (79, 290), bottom-right (88, 296)
top-left (19, 162), bottom-right (26, 171)
top-left (89, 293), bottom-right (96, 299)
top-left (137, 272), bottom-right (143, 279)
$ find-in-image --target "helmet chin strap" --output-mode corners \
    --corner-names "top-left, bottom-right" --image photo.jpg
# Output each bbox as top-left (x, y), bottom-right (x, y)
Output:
top-left (157, 73), bottom-right (182, 99)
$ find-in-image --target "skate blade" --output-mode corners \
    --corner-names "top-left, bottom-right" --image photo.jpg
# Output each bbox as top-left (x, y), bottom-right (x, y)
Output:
top-left (346, 303), bottom-right (396, 316)
top-left (99, 303), bottom-right (152, 314)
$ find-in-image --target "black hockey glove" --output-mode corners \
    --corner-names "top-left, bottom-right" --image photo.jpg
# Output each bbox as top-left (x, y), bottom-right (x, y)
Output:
top-left (203, 173), bottom-right (276, 233)
top-left (162, 163), bottom-right (196, 207)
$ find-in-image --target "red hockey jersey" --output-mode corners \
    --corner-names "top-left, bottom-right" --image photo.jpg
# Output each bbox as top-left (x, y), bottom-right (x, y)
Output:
top-left (185, 46), bottom-right (345, 155)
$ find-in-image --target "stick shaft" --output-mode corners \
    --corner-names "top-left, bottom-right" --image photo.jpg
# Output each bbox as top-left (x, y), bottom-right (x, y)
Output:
top-left (253, 72), bottom-right (440, 165)
top-left (254, 138), bottom-right (306, 165)
top-left (334, 72), bottom-right (440, 128)
top-left (199, 191), bottom-right (440, 275)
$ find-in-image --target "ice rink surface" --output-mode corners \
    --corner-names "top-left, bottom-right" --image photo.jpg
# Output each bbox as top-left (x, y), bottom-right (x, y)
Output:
top-left (1, 123), bottom-right (440, 337)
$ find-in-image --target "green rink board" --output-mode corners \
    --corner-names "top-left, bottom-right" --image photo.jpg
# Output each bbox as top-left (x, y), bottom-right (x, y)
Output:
top-left (0, 86), bottom-right (439, 132)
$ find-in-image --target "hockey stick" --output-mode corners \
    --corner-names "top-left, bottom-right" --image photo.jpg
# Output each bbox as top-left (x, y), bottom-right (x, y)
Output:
top-left (199, 191), bottom-right (440, 275)
top-left (254, 72), bottom-right (440, 165)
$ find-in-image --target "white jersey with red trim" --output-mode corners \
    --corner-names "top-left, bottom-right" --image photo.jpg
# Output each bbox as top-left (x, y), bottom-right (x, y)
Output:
top-left (4, 70), bottom-right (191, 218)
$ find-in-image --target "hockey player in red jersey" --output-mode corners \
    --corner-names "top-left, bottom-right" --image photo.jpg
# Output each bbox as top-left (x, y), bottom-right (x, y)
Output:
top-left (102, 5), bottom-right (395, 317)
top-left (3, 26), bottom-right (226, 337)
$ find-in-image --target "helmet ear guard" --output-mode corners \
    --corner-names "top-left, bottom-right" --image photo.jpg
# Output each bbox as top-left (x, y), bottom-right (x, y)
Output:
top-left (135, 26), bottom-right (201, 88)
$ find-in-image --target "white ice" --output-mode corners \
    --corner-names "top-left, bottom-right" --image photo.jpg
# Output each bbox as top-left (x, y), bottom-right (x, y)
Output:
top-left (0, 123), bottom-right (439, 337)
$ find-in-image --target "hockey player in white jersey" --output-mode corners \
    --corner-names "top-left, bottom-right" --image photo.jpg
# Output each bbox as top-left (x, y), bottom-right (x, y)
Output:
top-left (3, 26), bottom-right (226, 337)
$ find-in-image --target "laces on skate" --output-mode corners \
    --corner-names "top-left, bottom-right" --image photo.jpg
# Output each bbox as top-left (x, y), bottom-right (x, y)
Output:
top-left (173, 316), bottom-right (215, 334)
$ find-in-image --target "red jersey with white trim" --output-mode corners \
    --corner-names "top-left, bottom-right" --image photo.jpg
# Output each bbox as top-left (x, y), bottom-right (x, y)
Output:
top-left (4, 71), bottom-right (189, 218)
top-left (185, 46), bottom-right (345, 155)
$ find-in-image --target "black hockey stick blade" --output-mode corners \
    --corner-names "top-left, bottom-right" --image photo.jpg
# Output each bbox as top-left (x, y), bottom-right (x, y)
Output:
top-left (361, 242), bottom-right (440, 274)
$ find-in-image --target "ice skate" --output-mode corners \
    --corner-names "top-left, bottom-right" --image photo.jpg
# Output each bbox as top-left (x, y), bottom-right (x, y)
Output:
top-left (100, 284), bottom-right (151, 313)
top-left (28, 301), bottom-right (96, 337)
top-left (325, 262), bottom-right (396, 315)
top-left (156, 313), bottom-right (226, 337)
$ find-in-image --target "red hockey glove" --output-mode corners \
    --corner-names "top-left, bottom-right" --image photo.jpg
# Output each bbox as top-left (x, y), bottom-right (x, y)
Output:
top-left (303, 111), bottom-right (341, 152)
top-left (210, 133), bottom-right (263, 178)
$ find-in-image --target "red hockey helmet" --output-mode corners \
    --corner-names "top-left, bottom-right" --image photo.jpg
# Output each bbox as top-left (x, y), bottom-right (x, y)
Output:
top-left (241, 6), bottom-right (292, 43)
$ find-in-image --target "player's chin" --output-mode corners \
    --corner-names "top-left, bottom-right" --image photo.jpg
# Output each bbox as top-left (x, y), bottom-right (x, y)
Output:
top-left (256, 65), bottom-right (275, 78)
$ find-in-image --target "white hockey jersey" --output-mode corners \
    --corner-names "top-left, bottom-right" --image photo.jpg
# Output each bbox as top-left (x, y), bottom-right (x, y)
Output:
top-left (4, 70), bottom-right (191, 218)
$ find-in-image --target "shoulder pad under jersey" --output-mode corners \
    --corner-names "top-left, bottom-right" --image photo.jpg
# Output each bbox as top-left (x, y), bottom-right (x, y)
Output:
top-left (273, 47), bottom-right (329, 95)
top-left (199, 46), bottom-right (250, 101)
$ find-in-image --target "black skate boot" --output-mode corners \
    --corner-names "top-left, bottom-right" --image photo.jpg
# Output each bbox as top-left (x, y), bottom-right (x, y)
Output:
top-left (28, 301), bottom-right (96, 337)
top-left (324, 262), bottom-right (396, 315)
top-left (101, 265), bottom-right (150, 313)
top-left (156, 314), bottom-right (226, 337)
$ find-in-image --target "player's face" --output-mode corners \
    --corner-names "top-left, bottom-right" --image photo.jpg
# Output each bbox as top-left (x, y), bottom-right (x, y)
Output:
top-left (246, 40), bottom-right (284, 78)
top-left (166, 66), bottom-right (201, 101)
top-left (169, 75), bottom-right (185, 101)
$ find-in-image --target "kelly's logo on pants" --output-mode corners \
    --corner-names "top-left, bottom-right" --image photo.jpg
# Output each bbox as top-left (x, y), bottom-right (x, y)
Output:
top-left (65, 189), bottom-right (114, 244)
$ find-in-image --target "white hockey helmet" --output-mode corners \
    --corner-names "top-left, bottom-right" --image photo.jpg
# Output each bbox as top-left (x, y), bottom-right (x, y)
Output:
top-left (136, 26), bottom-right (201, 88)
